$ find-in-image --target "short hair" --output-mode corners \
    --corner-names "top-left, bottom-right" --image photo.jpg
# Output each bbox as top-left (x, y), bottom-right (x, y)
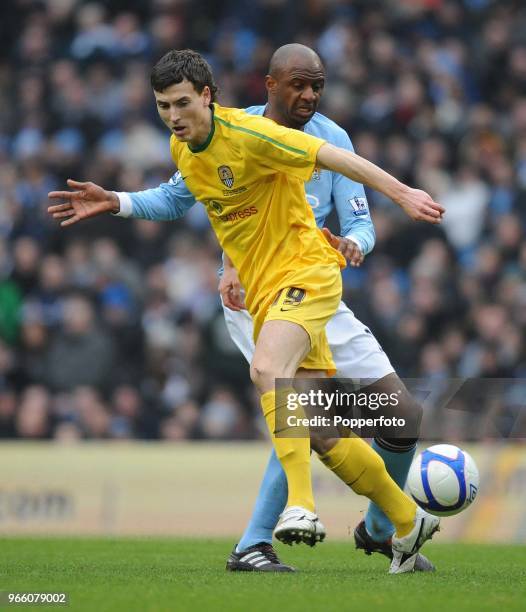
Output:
top-left (150, 49), bottom-right (218, 101)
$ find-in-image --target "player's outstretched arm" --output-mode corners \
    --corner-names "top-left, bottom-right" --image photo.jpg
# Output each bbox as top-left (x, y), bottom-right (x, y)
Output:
top-left (316, 144), bottom-right (445, 224)
top-left (49, 174), bottom-right (197, 225)
top-left (48, 179), bottom-right (119, 227)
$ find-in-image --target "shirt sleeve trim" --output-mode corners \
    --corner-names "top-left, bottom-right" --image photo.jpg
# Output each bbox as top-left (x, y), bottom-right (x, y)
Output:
top-left (344, 233), bottom-right (363, 250)
top-left (112, 192), bottom-right (133, 217)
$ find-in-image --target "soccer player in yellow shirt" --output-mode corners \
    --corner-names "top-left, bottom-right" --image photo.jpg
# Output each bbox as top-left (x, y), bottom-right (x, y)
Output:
top-left (48, 49), bottom-right (443, 568)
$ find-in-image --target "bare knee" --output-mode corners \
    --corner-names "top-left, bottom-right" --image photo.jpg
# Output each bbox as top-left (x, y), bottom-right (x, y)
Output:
top-left (396, 392), bottom-right (423, 435)
top-left (371, 374), bottom-right (423, 433)
top-left (250, 359), bottom-right (279, 394)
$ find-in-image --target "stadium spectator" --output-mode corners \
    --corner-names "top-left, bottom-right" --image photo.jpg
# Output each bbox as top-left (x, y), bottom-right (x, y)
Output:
top-left (44, 294), bottom-right (116, 393)
top-left (15, 385), bottom-right (52, 439)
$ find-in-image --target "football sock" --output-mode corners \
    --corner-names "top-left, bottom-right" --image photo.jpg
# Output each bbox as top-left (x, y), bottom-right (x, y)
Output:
top-left (261, 389), bottom-right (314, 512)
top-left (318, 437), bottom-right (417, 537)
top-left (236, 449), bottom-right (287, 552)
top-left (365, 438), bottom-right (417, 542)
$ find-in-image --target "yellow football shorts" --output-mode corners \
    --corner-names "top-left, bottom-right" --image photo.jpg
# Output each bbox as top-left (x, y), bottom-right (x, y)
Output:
top-left (252, 263), bottom-right (342, 375)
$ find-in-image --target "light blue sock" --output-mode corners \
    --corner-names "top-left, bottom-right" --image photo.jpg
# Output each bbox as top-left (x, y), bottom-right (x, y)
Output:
top-left (365, 440), bottom-right (417, 543)
top-left (236, 448), bottom-right (288, 552)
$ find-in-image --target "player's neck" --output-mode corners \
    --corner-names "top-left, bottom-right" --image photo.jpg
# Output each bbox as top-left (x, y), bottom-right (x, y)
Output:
top-left (263, 104), bottom-right (305, 131)
top-left (189, 106), bottom-right (214, 149)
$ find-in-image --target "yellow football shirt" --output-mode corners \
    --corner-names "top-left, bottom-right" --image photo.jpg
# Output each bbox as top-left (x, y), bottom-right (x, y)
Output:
top-left (170, 103), bottom-right (345, 323)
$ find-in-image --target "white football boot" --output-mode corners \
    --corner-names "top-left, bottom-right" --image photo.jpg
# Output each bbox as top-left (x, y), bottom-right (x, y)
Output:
top-left (273, 506), bottom-right (326, 547)
top-left (389, 507), bottom-right (440, 574)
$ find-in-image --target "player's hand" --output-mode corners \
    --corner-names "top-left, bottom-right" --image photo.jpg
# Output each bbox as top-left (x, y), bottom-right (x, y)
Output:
top-left (396, 186), bottom-right (445, 224)
top-left (321, 228), bottom-right (364, 267)
top-left (219, 264), bottom-right (246, 311)
top-left (47, 179), bottom-right (120, 227)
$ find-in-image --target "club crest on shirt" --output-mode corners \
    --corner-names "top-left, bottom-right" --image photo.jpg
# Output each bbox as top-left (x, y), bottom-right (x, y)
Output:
top-left (350, 196), bottom-right (369, 216)
top-left (218, 165), bottom-right (234, 188)
top-left (311, 167), bottom-right (321, 181)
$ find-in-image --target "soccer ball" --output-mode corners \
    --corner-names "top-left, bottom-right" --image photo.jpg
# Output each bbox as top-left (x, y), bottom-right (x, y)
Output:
top-left (407, 444), bottom-right (479, 516)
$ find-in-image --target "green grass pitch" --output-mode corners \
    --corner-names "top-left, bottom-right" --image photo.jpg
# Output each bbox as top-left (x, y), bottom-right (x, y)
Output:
top-left (0, 539), bottom-right (525, 612)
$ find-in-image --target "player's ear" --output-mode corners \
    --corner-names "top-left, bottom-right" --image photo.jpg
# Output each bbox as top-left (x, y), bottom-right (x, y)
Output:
top-left (265, 75), bottom-right (277, 93)
top-left (202, 85), bottom-right (212, 106)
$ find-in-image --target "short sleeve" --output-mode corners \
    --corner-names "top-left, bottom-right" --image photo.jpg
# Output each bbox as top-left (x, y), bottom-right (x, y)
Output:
top-left (239, 115), bottom-right (325, 182)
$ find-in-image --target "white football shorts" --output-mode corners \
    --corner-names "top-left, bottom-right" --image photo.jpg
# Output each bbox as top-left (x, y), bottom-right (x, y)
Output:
top-left (222, 299), bottom-right (395, 381)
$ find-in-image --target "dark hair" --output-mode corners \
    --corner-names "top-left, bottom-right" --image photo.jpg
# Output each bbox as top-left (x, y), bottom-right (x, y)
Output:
top-left (150, 49), bottom-right (218, 101)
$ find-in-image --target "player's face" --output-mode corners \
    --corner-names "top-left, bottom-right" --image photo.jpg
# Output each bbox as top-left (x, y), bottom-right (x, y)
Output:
top-left (269, 65), bottom-right (325, 128)
top-left (154, 80), bottom-right (212, 146)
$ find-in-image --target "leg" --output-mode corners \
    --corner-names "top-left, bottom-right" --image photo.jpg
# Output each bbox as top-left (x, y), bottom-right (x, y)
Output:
top-left (226, 447), bottom-right (296, 572)
top-left (236, 448), bottom-right (287, 551)
top-left (325, 302), bottom-right (423, 542)
top-left (363, 373), bottom-right (421, 542)
top-left (224, 306), bottom-right (290, 551)
top-left (296, 370), bottom-right (417, 539)
top-left (314, 435), bottom-right (417, 538)
top-left (251, 319), bottom-right (330, 546)
top-left (242, 266), bottom-right (342, 547)
top-left (250, 319), bottom-right (314, 512)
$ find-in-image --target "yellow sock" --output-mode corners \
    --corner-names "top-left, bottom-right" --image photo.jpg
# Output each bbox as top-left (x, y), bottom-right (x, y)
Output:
top-left (318, 438), bottom-right (416, 537)
top-left (261, 389), bottom-right (314, 512)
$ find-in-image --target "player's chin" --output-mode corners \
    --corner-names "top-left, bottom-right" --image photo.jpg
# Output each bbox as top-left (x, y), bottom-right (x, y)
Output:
top-left (172, 128), bottom-right (190, 141)
top-left (291, 110), bottom-right (314, 125)
top-left (172, 134), bottom-right (190, 142)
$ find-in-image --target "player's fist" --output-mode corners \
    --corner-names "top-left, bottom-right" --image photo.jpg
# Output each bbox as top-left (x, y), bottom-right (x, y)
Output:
top-left (321, 228), bottom-right (364, 267)
top-left (48, 179), bottom-right (120, 227)
top-left (218, 264), bottom-right (246, 311)
top-left (396, 186), bottom-right (445, 224)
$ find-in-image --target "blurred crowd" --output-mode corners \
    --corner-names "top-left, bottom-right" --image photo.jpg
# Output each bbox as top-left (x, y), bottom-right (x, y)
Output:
top-left (0, 0), bottom-right (525, 441)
